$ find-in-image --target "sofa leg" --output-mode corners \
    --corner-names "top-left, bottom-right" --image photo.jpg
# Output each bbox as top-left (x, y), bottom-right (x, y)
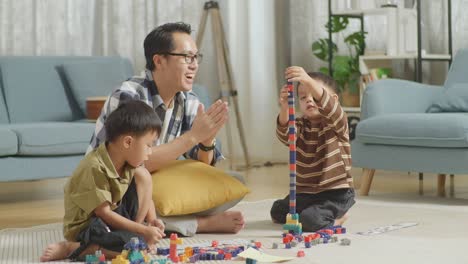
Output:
top-left (450, 174), bottom-right (455, 197)
top-left (418, 173), bottom-right (424, 195)
top-left (437, 174), bottom-right (446, 197)
top-left (359, 169), bottom-right (376, 196)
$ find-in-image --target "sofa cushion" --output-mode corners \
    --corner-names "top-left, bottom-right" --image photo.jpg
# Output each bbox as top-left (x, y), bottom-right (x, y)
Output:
top-left (0, 57), bottom-right (76, 122)
top-left (427, 84), bottom-right (468, 113)
top-left (356, 113), bottom-right (468, 148)
top-left (9, 122), bottom-right (95, 156)
top-left (61, 58), bottom-right (133, 116)
top-left (0, 127), bottom-right (17, 156)
top-left (444, 49), bottom-right (468, 89)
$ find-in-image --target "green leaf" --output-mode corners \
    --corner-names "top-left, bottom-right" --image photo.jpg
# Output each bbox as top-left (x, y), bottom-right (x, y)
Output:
top-left (311, 17), bottom-right (367, 96)
top-left (344, 31), bottom-right (367, 57)
top-left (311, 38), bottom-right (337, 61)
top-left (319, 67), bottom-right (329, 75)
top-left (326, 16), bottom-right (349, 33)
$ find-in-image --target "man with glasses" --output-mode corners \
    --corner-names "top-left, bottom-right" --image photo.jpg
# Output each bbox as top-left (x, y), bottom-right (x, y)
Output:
top-left (87, 22), bottom-right (245, 236)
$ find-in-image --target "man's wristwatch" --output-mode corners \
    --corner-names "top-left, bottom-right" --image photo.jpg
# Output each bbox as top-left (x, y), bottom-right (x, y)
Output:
top-left (198, 140), bottom-right (216, 151)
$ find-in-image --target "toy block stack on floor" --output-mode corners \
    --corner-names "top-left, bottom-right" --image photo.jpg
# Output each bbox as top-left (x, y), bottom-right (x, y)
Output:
top-left (282, 81), bottom-right (303, 239)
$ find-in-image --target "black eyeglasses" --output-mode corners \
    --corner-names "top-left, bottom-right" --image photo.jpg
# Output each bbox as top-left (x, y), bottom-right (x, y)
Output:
top-left (163, 53), bottom-right (203, 64)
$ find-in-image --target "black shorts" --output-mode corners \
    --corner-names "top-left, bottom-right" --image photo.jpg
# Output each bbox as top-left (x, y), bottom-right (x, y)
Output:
top-left (270, 188), bottom-right (355, 232)
top-left (68, 178), bottom-right (143, 260)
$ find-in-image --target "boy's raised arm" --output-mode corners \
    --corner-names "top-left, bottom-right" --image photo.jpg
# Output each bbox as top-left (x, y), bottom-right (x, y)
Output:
top-left (315, 89), bottom-right (349, 141)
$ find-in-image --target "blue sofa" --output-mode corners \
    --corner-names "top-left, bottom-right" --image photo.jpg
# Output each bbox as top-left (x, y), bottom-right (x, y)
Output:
top-left (0, 56), bottom-right (219, 182)
top-left (0, 56), bottom-right (134, 181)
top-left (352, 49), bottom-right (468, 196)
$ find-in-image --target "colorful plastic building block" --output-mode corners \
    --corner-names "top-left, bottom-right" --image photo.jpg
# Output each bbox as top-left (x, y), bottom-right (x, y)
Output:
top-left (111, 237), bottom-right (150, 264)
top-left (246, 258), bottom-right (257, 264)
top-left (86, 249), bottom-right (106, 264)
top-left (149, 258), bottom-right (170, 264)
top-left (282, 81), bottom-right (303, 237)
top-left (304, 235), bottom-right (312, 248)
top-left (340, 238), bottom-right (351, 246)
top-left (111, 255), bottom-right (130, 264)
top-left (169, 233), bottom-right (183, 262)
top-left (184, 247), bottom-right (193, 257)
top-left (211, 240), bottom-right (219, 247)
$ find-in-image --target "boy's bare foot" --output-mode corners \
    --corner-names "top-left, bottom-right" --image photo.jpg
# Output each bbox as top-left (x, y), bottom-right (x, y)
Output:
top-left (334, 213), bottom-right (349, 226)
top-left (197, 211), bottom-right (245, 233)
top-left (39, 241), bottom-right (79, 262)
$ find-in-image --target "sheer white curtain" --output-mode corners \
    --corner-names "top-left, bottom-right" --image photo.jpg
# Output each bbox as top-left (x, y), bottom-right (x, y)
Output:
top-left (218, 0), bottom-right (287, 163)
top-left (0, 0), bottom-right (209, 74)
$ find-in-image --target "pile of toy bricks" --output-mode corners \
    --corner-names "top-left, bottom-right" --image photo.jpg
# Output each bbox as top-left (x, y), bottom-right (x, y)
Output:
top-left (85, 250), bottom-right (106, 264)
top-left (280, 225), bottom-right (347, 249)
top-left (156, 236), bottom-right (246, 263)
top-left (111, 237), bottom-right (151, 264)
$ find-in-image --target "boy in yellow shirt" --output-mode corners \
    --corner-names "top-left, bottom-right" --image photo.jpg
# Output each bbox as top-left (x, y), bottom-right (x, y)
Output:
top-left (40, 101), bottom-right (164, 261)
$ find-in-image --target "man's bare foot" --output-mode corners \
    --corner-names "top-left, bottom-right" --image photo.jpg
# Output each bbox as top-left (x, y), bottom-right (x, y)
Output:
top-left (197, 211), bottom-right (245, 234)
top-left (39, 241), bottom-right (79, 262)
top-left (334, 213), bottom-right (349, 226)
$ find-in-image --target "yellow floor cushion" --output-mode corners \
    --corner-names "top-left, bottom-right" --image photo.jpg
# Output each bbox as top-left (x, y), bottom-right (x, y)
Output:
top-left (152, 160), bottom-right (249, 216)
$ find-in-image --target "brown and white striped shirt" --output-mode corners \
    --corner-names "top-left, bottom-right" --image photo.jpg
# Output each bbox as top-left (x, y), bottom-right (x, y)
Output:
top-left (276, 89), bottom-right (353, 194)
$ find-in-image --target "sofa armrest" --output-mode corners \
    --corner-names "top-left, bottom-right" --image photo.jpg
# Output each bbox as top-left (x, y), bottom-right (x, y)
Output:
top-left (361, 79), bottom-right (444, 120)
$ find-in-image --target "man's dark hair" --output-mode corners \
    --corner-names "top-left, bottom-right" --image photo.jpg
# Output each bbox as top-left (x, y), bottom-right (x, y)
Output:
top-left (297, 71), bottom-right (339, 94)
top-left (144, 22), bottom-right (192, 71)
top-left (105, 100), bottom-right (161, 143)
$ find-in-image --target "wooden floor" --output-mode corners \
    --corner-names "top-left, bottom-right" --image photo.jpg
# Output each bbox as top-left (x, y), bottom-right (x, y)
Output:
top-left (1, 161), bottom-right (468, 229)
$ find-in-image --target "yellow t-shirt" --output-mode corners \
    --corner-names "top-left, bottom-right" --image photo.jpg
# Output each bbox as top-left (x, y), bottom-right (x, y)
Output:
top-left (63, 143), bottom-right (135, 241)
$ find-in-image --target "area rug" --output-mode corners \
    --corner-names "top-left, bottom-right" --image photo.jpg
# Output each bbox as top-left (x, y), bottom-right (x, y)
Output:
top-left (1, 198), bottom-right (467, 264)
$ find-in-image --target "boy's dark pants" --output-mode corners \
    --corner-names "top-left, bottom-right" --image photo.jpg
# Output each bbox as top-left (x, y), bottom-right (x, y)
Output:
top-left (68, 178), bottom-right (142, 260)
top-left (270, 188), bottom-right (355, 232)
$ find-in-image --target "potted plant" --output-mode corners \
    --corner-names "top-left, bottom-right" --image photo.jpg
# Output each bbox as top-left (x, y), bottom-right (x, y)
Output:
top-left (312, 16), bottom-right (366, 107)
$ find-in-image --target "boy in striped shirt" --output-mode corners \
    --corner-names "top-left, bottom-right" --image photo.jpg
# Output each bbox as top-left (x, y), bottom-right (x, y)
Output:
top-left (271, 67), bottom-right (355, 231)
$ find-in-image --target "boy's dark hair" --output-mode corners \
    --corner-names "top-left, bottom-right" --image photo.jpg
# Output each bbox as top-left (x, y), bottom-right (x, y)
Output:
top-left (297, 71), bottom-right (339, 94)
top-left (105, 100), bottom-right (161, 143)
top-left (144, 22), bottom-right (192, 71)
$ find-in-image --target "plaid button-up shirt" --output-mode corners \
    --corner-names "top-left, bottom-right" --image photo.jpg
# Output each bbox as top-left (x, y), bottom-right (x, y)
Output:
top-left (87, 69), bottom-right (223, 163)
